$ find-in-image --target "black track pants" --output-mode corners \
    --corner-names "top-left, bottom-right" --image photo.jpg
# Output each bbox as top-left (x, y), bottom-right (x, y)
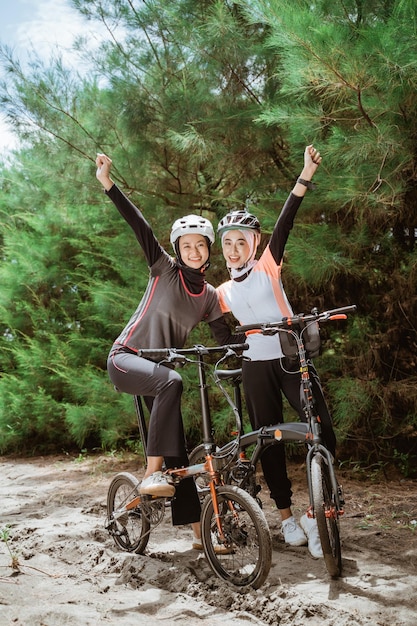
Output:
top-left (242, 357), bottom-right (336, 510)
top-left (108, 348), bottom-right (201, 526)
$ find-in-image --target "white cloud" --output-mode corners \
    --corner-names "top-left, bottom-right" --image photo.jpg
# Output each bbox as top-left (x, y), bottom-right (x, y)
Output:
top-left (11, 0), bottom-right (107, 67)
top-left (0, 0), bottom-right (112, 152)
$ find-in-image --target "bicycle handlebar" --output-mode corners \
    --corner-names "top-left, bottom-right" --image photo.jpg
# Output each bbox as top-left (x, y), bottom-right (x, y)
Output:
top-left (137, 343), bottom-right (249, 361)
top-left (236, 305), bottom-right (356, 333)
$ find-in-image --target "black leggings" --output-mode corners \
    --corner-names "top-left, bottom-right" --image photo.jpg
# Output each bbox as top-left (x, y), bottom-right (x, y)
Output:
top-left (242, 357), bottom-right (336, 510)
top-left (108, 348), bottom-right (201, 526)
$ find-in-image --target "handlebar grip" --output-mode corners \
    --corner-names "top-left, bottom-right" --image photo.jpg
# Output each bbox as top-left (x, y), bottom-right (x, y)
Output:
top-left (236, 324), bottom-right (262, 333)
top-left (326, 304), bottom-right (357, 315)
top-left (137, 348), bottom-right (171, 359)
top-left (223, 343), bottom-right (249, 352)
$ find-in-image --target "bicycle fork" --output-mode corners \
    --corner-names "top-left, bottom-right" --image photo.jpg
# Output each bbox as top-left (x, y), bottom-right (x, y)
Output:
top-left (167, 451), bottom-right (237, 546)
top-left (199, 454), bottom-right (237, 545)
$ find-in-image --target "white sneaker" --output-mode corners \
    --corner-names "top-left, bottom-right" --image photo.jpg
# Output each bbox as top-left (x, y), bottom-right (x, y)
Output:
top-left (139, 471), bottom-right (175, 497)
top-left (281, 516), bottom-right (307, 546)
top-left (300, 513), bottom-right (323, 558)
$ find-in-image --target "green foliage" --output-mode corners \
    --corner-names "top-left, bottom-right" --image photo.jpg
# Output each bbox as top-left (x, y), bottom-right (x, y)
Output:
top-left (0, 372), bottom-right (67, 454)
top-left (284, 223), bottom-right (360, 287)
top-left (0, 139), bottom-right (148, 453)
top-left (0, 525), bottom-right (20, 570)
top-left (328, 376), bottom-right (377, 444)
top-left (0, 0), bottom-right (416, 469)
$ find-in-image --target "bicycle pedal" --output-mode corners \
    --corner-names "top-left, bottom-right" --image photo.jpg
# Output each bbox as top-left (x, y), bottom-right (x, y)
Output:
top-left (105, 518), bottom-right (127, 535)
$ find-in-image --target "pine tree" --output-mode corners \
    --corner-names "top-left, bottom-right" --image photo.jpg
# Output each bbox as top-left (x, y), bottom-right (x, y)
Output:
top-left (238, 0), bottom-right (417, 463)
top-left (0, 0), bottom-right (415, 470)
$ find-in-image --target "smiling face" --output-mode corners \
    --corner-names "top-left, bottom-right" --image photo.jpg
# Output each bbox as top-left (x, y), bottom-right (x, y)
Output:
top-left (178, 233), bottom-right (210, 269)
top-left (221, 229), bottom-right (251, 269)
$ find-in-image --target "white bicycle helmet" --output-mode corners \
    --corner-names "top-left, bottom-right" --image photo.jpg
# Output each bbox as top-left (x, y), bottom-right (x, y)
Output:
top-left (170, 214), bottom-right (215, 247)
top-left (217, 209), bottom-right (261, 236)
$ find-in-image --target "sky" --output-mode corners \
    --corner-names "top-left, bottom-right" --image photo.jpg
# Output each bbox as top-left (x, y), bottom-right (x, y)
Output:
top-left (0, 0), bottom-right (106, 151)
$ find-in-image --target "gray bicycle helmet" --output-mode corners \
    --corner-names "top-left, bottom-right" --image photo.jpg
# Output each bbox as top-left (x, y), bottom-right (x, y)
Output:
top-left (217, 209), bottom-right (261, 236)
top-left (170, 214), bottom-right (215, 248)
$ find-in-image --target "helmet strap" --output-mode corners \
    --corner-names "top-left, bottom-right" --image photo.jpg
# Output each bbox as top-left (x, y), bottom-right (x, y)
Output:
top-left (229, 259), bottom-right (257, 280)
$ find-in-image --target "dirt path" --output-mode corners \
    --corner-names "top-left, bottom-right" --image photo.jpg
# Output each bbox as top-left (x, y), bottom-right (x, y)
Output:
top-left (0, 454), bottom-right (416, 625)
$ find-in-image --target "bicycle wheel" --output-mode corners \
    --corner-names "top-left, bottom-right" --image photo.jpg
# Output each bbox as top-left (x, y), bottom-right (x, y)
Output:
top-left (106, 471), bottom-right (151, 554)
top-left (311, 454), bottom-right (342, 577)
top-left (200, 484), bottom-right (271, 589)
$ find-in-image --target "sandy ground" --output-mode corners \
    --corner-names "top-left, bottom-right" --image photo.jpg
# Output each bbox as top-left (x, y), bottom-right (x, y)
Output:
top-left (0, 453), bottom-right (416, 626)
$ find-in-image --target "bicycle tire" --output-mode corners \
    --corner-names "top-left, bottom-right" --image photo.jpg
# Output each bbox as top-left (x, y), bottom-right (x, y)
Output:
top-left (106, 472), bottom-right (151, 554)
top-left (311, 454), bottom-right (342, 577)
top-left (200, 484), bottom-right (271, 589)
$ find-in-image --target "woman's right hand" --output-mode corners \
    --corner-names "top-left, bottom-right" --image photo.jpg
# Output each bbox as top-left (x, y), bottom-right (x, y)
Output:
top-left (95, 153), bottom-right (114, 191)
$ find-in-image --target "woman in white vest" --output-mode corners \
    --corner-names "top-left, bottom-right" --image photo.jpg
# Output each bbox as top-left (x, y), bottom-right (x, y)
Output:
top-left (217, 145), bottom-right (336, 559)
